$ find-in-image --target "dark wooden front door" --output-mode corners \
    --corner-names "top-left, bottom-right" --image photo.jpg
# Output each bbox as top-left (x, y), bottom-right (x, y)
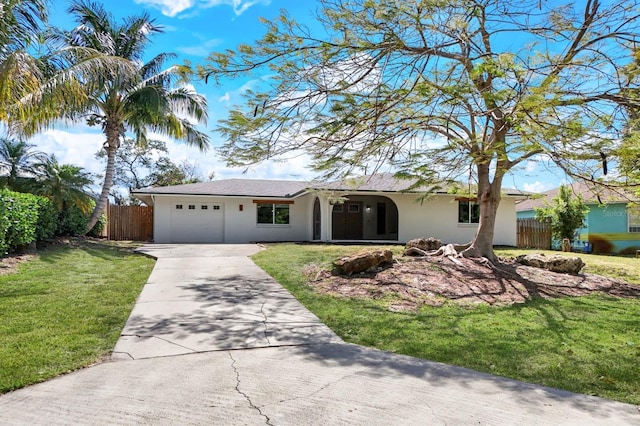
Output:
top-left (332, 202), bottom-right (363, 239)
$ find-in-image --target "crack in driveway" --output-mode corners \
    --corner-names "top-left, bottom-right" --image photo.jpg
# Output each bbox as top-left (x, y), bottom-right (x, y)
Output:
top-left (228, 351), bottom-right (273, 425)
top-left (259, 301), bottom-right (271, 345)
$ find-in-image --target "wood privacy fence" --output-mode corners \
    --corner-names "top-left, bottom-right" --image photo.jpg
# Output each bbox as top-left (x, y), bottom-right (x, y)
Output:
top-left (105, 204), bottom-right (153, 241)
top-left (517, 218), bottom-right (552, 249)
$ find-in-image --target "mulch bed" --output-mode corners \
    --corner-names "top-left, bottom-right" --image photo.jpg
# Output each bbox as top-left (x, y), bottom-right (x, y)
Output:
top-left (307, 256), bottom-right (640, 311)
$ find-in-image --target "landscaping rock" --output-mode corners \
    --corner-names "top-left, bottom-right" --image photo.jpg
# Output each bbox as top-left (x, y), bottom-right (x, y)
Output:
top-left (405, 237), bottom-right (442, 254)
top-left (333, 250), bottom-right (393, 275)
top-left (516, 253), bottom-right (585, 274)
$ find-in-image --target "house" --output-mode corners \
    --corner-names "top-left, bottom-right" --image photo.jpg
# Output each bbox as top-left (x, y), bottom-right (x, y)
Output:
top-left (132, 174), bottom-right (527, 245)
top-left (516, 182), bottom-right (640, 255)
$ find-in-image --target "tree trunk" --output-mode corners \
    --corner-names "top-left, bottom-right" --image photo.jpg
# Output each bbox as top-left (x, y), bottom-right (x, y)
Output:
top-left (462, 166), bottom-right (503, 260)
top-left (86, 127), bottom-right (119, 233)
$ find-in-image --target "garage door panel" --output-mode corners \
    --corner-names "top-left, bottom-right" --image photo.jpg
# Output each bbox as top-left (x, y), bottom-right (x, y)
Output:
top-left (170, 202), bottom-right (224, 243)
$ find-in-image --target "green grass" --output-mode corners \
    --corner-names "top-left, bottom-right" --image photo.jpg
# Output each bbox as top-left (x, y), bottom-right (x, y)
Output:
top-left (0, 241), bottom-right (154, 393)
top-left (252, 243), bottom-right (640, 405)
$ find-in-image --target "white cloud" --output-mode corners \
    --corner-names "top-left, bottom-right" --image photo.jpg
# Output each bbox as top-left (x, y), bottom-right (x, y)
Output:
top-left (31, 129), bottom-right (105, 176)
top-left (218, 92), bottom-right (230, 103)
top-left (523, 181), bottom-right (552, 193)
top-left (134, 0), bottom-right (194, 17)
top-left (133, 0), bottom-right (270, 18)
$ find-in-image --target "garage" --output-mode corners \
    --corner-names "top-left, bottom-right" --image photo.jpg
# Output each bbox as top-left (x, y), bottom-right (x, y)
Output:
top-left (170, 202), bottom-right (224, 243)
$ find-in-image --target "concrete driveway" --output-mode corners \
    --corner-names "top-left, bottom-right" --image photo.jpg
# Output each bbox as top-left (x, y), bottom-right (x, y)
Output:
top-left (0, 244), bottom-right (638, 425)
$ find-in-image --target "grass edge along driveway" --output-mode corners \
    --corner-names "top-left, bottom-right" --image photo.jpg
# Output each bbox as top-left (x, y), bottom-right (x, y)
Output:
top-left (252, 243), bottom-right (640, 405)
top-left (0, 241), bottom-right (154, 394)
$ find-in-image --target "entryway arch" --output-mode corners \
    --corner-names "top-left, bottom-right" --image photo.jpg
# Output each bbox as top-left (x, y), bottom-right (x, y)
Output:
top-left (331, 195), bottom-right (398, 240)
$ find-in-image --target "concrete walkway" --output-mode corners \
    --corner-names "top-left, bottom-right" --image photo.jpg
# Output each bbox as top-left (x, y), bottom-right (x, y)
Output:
top-left (0, 244), bottom-right (638, 425)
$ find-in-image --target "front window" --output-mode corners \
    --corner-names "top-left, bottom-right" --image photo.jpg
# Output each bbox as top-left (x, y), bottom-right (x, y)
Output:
top-left (257, 203), bottom-right (290, 225)
top-left (628, 206), bottom-right (640, 233)
top-left (458, 200), bottom-right (480, 224)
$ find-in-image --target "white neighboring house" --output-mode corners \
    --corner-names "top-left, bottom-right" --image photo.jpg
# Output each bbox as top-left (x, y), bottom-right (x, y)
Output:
top-left (132, 174), bottom-right (527, 245)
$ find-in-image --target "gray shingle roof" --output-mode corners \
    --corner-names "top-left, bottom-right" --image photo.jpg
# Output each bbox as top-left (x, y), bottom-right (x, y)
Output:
top-left (133, 173), bottom-right (528, 198)
top-left (133, 178), bottom-right (309, 198)
top-left (516, 181), bottom-right (635, 212)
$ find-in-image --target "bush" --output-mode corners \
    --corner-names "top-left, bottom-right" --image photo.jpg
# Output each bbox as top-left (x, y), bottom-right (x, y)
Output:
top-left (35, 197), bottom-right (57, 240)
top-left (0, 189), bottom-right (40, 253)
top-left (87, 212), bottom-right (107, 238)
top-left (56, 204), bottom-right (90, 236)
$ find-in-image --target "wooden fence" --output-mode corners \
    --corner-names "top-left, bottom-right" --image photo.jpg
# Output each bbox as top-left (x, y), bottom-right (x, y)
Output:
top-left (106, 204), bottom-right (153, 241)
top-left (517, 218), bottom-right (551, 249)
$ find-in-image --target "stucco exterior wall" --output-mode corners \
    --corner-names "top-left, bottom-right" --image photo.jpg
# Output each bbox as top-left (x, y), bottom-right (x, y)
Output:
top-left (389, 194), bottom-right (517, 246)
top-left (153, 195), bottom-right (312, 243)
top-left (151, 192), bottom-right (517, 246)
top-left (517, 203), bottom-right (640, 254)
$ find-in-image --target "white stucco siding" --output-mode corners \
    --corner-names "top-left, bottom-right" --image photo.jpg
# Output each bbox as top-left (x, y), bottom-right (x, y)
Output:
top-left (376, 194), bottom-right (517, 246)
top-left (152, 195), bottom-right (312, 243)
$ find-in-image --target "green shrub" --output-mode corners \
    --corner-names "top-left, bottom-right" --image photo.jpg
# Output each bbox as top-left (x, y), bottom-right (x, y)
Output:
top-left (87, 212), bottom-right (107, 238)
top-left (0, 189), bottom-right (40, 252)
top-left (35, 197), bottom-right (57, 240)
top-left (56, 204), bottom-right (90, 236)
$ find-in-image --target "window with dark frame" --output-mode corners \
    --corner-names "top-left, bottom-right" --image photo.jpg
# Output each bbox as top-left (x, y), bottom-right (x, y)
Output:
top-left (188, 205), bottom-right (195, 210)
top-left (458, 200), bottom-right (480, 224)
top-left (257, 203), bottom-right (290, 225)
top-left (201, 205), bottom-right (208, 210)
top-left (213, 205), bottom-right (221, 210)
top-left (176, 204), bottom-right (183, 210)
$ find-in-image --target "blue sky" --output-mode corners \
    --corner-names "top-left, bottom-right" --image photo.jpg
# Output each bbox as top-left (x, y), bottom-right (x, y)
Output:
top-left (36, 0), bottom-right (564, 193)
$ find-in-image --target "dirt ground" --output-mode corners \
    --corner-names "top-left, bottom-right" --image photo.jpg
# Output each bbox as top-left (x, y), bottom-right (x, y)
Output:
top-left (307, 255), bottom-right (640, 311)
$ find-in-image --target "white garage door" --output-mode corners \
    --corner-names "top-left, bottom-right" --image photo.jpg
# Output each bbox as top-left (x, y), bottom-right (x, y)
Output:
top-left (170, 202), bottom-right (224, 243)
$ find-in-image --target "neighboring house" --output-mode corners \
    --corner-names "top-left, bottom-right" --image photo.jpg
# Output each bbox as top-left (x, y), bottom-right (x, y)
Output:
top-left (516, 182), bottom-right (640, 255)
top-left (132, 174), bottom-right (527, 245)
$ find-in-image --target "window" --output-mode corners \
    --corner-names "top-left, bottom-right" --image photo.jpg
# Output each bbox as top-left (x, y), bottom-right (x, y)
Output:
top-left (175, 204), bottom-right (183, 210)
top-left (257, 203), bottom-right (290, 225)
top-left (458, 200), bottom-right (480, 224)
top-left (188, 205), bottom-right (195, 210)
top-left (201, 205), bottom-right (208, 210)
top-left (348, 204), bottom-right (360, 213)
top-left (213, 205), bottom-right (221, 210)
top-left (333, 204), bottom-right (344, 213)
top-left (629, 206), bottom-right (640, 233)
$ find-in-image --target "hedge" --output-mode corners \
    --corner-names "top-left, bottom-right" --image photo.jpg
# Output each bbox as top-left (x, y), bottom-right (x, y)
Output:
top-left (0, 189), bottom-right (41, 253)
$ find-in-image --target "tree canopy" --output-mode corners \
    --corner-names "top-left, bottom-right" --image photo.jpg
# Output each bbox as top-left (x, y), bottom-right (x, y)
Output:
top-left (62, 0), bottom-right (210, 231)
top-left (200, 0), bottom-right (640, 259)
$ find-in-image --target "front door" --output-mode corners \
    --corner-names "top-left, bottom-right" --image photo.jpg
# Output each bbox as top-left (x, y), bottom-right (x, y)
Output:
top-left (332, 201), bottom-right (363, 239)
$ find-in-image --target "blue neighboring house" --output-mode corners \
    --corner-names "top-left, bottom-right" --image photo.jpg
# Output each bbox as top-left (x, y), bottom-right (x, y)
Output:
top-left (516, 182), bottom-right (640, 255)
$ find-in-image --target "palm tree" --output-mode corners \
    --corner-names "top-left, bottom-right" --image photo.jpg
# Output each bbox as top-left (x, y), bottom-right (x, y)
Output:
top-left (63, 0), bottom-right (210, 232)
top-left (0, 0), bottom-right (48, 122)
top-left (0, 137), bottom-right (47, 191)
top-left (0, 0), bottom-right (138, 137)
top-left (32, 155), bottom-right (94, 212)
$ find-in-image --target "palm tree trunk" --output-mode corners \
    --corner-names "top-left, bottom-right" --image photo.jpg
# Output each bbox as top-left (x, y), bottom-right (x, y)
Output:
top-left (86, 139), bottom-right (117, 233)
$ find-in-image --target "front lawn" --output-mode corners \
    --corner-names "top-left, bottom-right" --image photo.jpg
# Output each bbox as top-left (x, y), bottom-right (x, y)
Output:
top-left (0, 240), bottom-right (154, 393)
top-left (252, 244), bottom-right (640, 405)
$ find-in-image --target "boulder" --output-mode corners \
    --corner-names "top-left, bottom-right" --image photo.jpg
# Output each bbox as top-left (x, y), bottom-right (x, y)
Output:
top-left (405, 237), bottom-right (442, 254)
top-left (516, 253), bottom-right (585, 274)
top-left (333, 249), bottom-right (393, 275)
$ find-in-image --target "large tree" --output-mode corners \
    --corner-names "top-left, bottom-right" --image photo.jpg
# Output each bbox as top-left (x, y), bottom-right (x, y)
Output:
top-left (0, 0), bottom-right (136, 136)
top-left (95, 138), bottom-right (206, 204)
top-left (200, 0), bottom-right (640, 259)
top-left (61, 0), bottom-right (210, 231)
